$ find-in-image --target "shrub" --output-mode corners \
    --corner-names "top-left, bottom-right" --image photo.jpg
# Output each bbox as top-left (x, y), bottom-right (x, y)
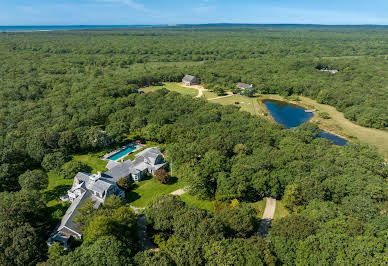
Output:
top-left (319, 112), bottom-right (331, 119)
top-left (117, 177), bottom-right (133, 191)
top-left (154, 169), bottom-right (170, 184)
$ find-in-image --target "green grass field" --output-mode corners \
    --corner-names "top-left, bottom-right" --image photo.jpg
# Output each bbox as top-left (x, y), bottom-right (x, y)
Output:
top-left (209, 95), bottom-right (264, 116)
top-left (73, 153), bottom-right (108, 173)
top-left (180, 193), bottom-right (215, 212)
top-left (127, 178), bottom-right (182, 207)
top-left (143, 82), bottom-right (198, 97)
top-left (45, 172), bottom-right (73, 207)
top-left (273, 200), bottom-right (290, 220)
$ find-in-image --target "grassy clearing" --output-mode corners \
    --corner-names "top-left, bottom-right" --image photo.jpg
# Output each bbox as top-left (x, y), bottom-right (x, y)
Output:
top-left (208, 95), bottom-right (265, 116)
top-left (127, 178), bottom-right (182, 208)
top-left (250, 199), bottom-right (267, 219)
top-left (45, 172), bottom-right (73, 207)
top-left (261, 94), bottom-right (388, 159)
top-left (143, 82), bottom-right (198, 97)
top-left (180, 193), bottom-right (215, 212)
top-left (273, 200), bottom-right (290, 220)
top-left (73, 153), bottom-right (108, 173)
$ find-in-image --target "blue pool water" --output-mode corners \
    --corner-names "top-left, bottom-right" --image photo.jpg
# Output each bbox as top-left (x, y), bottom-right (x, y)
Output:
top-left (263, 99), bottom-right (348, 146)
top-left (108, 146), bottom-right (136, 161)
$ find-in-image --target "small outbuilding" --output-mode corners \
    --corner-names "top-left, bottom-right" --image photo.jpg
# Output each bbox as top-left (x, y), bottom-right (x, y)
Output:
top-left (182, 75), bottom-right (200, 86)
top-left (237, 82), bottom-right (253, 90)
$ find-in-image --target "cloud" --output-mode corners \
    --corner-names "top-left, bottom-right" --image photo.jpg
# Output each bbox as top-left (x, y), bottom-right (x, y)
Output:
top-left (102, 0), bottom-right (147, 11)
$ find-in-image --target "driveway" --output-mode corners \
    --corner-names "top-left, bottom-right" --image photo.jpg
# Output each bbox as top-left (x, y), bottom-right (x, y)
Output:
top-left (258, 197), bottom-right (277, 237)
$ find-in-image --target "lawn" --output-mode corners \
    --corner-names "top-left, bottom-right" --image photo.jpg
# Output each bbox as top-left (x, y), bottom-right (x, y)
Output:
top-left (73, 153), bottom-right (108, 173)
top-left (127, 178), bottom-right (182, 208)
top-left (143, 82), bottom-right (198, 97)
top-left (45, 172), bottom-right (73, 207)
top-left (208, 95), bottom-right (265, 116)
top-left (180, 193), bottom-right (215, 212)
top-left (273, 200), bottom-right (290, 220)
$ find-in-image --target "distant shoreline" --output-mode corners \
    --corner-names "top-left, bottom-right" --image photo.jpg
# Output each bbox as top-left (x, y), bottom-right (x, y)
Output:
top-left (1, 23), bottom-right (388, 32)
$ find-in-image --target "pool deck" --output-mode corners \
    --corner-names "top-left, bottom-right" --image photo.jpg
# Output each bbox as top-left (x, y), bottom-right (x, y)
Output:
top-left (101, 143), bottom-right (144, 162)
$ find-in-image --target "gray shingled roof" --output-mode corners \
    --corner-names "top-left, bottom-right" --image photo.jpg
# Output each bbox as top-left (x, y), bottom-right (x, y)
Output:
top-left (57, 189), bottom-right (90, 238)
top-left (104, 160), bottom-right (139, 182)
top-left (237, 82), bottom-right (253, 89)
top-left (106, 160), bottom-right (120, 170)
top-left (183, 75), bottom-right (197, 82)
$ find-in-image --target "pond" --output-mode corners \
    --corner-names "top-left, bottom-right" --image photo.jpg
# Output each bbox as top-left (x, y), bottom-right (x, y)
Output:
top-left (263, 99), bottom-right (348, 146)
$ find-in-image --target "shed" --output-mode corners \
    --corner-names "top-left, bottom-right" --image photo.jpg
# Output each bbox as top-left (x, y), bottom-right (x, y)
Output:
top-left (182, 75), bottom-right (200, 86)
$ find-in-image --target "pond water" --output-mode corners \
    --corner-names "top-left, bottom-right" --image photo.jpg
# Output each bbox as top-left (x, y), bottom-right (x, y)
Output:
top-left (263, 99), bottom-right (348, 146)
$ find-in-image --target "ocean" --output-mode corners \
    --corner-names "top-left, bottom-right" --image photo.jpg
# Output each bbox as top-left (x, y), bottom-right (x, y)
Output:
top-left (0, 25), bottom-right (153, 32)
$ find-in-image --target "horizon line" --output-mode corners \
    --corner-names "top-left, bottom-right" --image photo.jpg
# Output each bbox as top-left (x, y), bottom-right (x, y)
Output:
top-left (1, 23), bottom-right (388, 27)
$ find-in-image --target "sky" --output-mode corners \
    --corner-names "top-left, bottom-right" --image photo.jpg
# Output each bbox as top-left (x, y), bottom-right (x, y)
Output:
top-left (1, 0), bottom-right (388, 26)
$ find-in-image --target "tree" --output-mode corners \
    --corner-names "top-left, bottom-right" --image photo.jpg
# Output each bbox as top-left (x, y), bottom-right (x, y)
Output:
top-left (116, 177), bottom-right (133, 191)
top-left (58, 130), bottom-right (79, 154)
top-left (18, 169), bottom-right (48, 191)
top-left (47, 242), bottom-right (67, 262)
top-left (134, 250), bottom-right (174, 266)
top-left (42, 152), bottom-right (67, 173)
top-left (204, 237), bottom-right (277, 266)
top-left (282, 184), bottom-right (304, 213)
top-left (84, 215), bottom-right (114, 243)
top-left (60, 161), bottom-right (91, 179)
top-left (53, 237), bottom-right (132, 266)
top-left (146, 195), bottom-right (187, 232)
top-left (216, 203), bottom-right (257, 237)
top-left (155, 169), bottom-right (170, 184)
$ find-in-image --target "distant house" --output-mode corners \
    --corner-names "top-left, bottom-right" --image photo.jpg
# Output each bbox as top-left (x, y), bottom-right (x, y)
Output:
top-left (48, 147), bottom-right (167, 248)
top-left (319, 68), bottom-right (339, 74)
top-left (237, 82), bottom-right (253, 90)
top-left (182, 75), bottom-right (200, 86)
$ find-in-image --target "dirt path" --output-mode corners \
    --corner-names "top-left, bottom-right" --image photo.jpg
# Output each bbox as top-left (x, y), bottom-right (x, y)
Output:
top-left (170, 188), bottom-right (187, 196)
top-left (181, 84), bottom-right (208, 98)
top-left (258, 197), bottom-right (277, 237)
top-left (137, 214), bottom-right (157, 251)
top-left (208, 92), bottom-right (234, 101)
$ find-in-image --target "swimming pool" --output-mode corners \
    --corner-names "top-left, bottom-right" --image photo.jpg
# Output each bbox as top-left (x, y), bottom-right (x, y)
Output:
top-left (108, 146), bottom-right (137, 161)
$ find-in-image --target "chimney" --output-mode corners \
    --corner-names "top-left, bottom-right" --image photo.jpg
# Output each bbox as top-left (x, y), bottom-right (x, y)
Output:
top-left (97, 171), bottom-right (102, 178)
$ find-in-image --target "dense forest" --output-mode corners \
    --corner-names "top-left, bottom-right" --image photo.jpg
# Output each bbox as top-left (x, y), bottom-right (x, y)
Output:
top-left (0, 26), bottom-right (387, 265)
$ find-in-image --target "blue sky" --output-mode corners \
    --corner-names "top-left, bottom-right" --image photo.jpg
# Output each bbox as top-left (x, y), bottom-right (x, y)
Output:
top-left (1, 0), bottom-right (388, 26)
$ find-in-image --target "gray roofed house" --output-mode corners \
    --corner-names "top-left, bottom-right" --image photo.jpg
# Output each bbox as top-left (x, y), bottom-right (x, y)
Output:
top-left (48, 171), bottom-right (124, 248)
top-left (104, 147), bottom-right (167, 182)
top-left (237, 82), bottom-right (253, 90)
top-left (182, 75), bottom-right (200, 86)
top-left (48, 147), bottom-right (167, 248)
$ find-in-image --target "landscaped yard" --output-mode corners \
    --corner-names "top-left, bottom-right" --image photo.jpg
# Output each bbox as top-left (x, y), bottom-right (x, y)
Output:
top-left (143, 82), bottom-right (198, 97)
top-left (180, 193), bottom-right (215, 212)
top-left (127, 178), bottom-right (182, 207)
top-left (73, 153), bottom-right (108, 173)
top-left (45, 172), bottom-right (73, 207)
